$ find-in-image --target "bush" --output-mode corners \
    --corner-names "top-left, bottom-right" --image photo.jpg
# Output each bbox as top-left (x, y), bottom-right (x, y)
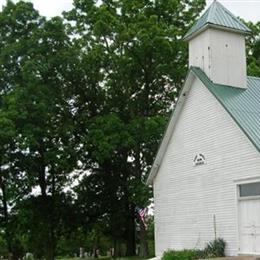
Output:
top-left (204, 238), bottom-right (226, 258)
top-left (162, 249), bottom-right (202, 260)
top-left (162, 238), bottom-right (226, 260)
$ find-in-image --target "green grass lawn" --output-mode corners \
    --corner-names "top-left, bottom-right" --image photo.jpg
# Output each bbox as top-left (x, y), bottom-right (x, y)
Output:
top-left (59, 257), bottom-right (150, 260)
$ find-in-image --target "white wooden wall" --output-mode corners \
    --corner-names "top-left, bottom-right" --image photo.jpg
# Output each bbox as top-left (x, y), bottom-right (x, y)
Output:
top-left (153, 77), bottom-right (260, 257)
top-left (189, 28), bottom-right (247, 88)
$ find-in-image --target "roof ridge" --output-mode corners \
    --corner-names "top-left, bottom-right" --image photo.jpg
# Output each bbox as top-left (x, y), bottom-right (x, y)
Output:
top-left (208, 1), bottom-right (217, 22)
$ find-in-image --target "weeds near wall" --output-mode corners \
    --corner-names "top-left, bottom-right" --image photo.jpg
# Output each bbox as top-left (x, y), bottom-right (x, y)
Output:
top-left (162, 238), bottom-right (226, 260)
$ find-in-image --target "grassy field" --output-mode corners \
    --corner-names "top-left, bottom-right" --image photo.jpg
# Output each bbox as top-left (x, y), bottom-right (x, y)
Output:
top-left (58, 257), bottom-right (150, 260)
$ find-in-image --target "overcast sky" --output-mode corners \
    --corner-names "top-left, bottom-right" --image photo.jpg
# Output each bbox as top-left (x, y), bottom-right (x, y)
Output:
top-left (0, 0), bottom-right (259, 22)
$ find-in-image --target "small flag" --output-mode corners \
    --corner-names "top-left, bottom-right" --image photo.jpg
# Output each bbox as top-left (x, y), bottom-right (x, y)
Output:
top-left (135, 207), bottom-right (147, 229)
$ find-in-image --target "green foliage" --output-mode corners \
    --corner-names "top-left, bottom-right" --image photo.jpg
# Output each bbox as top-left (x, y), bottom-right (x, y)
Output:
top-left (57, 258), bottom-right (147, 260)
top-left (246, 21), bottom-right (260, 77)
top-left (0, 1), bottom-right (78, 259)
top-left (1, 0), bottom-right (258, 259)
top-left (0, 234), bottom-right (8, 257)
top-left (144, 216), bottom-right (155, 258)
top-left (162, 249), bottom-right (202, 260)
top-left (204, 238), bottom-right (226, 258)
top-left (162, 238), bottom-right (226, 260)
top-left (65, 0), bottom-right (206, 255)
top-left (56, 225), bottom-right (112, 257)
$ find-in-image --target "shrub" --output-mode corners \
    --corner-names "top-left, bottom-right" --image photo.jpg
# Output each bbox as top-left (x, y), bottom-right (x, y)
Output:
top-left (204, 238), bottom-right (226, 258)
top-left (162, 238), bottom-right (226, 260)
top-left (162, 249), bottom-right (201, 260)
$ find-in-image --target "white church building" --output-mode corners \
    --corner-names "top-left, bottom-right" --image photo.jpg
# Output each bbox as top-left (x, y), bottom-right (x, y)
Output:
top-left (147, 1), bottom-right (260, 257)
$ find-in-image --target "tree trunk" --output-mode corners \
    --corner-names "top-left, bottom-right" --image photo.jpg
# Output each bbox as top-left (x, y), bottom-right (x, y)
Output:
top-left (39, 166), bottom-right (47, 197)
top-left (38, 164), bottom-right (55, 260)
top-left (49, 172), bottom-right (56, 260)
top-left (0, 173), bottom-right (12, 259)
top-left (45, 240), bottom-right (55, 260)
top-left (43, 203), bottom-right (55, 260)
top-left (45, 216), bottom-right (56, 260)
top-left (139, 221), bottom-right (148, 257)
top-left (125, 205), bottom-right (136, 256)
top-left (113, 239), bottom-right (122, 258)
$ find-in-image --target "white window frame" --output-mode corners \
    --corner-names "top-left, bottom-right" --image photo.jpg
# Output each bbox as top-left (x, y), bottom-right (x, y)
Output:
top-left (234, 176), bottom-right (260, 201)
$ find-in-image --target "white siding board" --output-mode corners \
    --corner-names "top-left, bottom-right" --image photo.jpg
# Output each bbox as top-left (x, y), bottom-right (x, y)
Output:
top-left (189, 28), bottom-right (247, 88)
top-left (153, 77), bottom-right (260, 257)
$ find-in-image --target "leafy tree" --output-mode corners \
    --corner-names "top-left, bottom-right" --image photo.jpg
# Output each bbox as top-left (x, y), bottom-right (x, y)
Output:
top-left (0, 109), bottom-right (16, 258)
top-left (0, 233), bottom-right (8, 257)
top-left (11, 20), bottom-right (76, 260)
top-left (0, 0), bottom-right (43, 94)
top-left (0, 1), bottom-right (79, 259)
top-left (0, 1), bottom-right (43, 257)
top-left (66, 0), bottom-right (206, 256)
top-left (12, 192), bottom-right (77, 259)
top-left (246, 21), bottom-right (260, 76)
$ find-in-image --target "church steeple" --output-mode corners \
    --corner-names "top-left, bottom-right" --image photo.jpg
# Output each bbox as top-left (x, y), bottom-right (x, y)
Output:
top-left (184, 1), bottom-right (251, 89)
top-left (184, 0), bottom-right (251, 41)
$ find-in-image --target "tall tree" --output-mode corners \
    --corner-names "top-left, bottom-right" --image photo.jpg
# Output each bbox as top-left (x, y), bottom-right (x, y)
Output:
top-left (0, 109), bottom-right (15, 258)
top-left (11, 18), bottom-right (76, 259)
top-left (66, 0), bottom-right (206, 256)
top-left (0, 1), bottom-right (43, 258)
top-left (0, 1), bottom-right (78, 259)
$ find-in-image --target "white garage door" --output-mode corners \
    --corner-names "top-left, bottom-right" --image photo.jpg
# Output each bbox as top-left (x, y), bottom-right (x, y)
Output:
top-left (238, 182), bottom-right (260, 255)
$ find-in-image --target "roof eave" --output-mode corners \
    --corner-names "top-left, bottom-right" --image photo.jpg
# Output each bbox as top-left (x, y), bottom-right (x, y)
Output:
top-left (183, 23), bottom-right (251, 42)
top-left (146, 70), bottom-right (196, 185)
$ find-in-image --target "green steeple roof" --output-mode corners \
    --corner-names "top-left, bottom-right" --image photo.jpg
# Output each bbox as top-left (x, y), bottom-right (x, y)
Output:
top-left (184, 0), bottom-right (251, 40)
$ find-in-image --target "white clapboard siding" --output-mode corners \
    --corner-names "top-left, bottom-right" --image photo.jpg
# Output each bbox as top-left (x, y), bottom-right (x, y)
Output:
top-left (189, 28), bottom-right (247, 89)
top-left (153, 77), bottom-right (260, 257)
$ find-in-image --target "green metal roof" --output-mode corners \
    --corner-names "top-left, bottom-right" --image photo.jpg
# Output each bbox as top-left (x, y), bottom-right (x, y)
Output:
top-left (184, 0), bottom-right (251, 40)
top-left (191, 67), bottom-right (260, 152)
